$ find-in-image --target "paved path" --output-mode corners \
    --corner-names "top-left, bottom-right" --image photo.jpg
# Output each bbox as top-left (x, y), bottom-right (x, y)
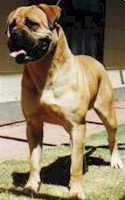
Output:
top-left (0, 102), bottom-right (124, 162)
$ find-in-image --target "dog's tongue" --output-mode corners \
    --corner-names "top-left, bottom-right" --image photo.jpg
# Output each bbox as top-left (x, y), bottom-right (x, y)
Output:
top-left (10, 50), bottom-right (27, 58)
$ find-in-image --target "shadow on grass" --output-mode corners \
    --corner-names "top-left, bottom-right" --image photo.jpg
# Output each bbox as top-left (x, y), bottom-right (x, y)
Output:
top-left (12, 146), bottom-right (110, 189)
top-left (120, 196), bottom-right (125, 200)
top-left (86, 144), bottom-right (125, 151)
top-left (118, 143), bottom-right (125, 150)
top-left (12, 155), bottom-right (71, 188)
top-left (7, 145), bottom-right (111, 199)
top-left (0, 187), bottom-right (68, 200)
top-left (85, 146), bottom-right (110, 166)
top-left (41, 155), bottom-right (70, 186)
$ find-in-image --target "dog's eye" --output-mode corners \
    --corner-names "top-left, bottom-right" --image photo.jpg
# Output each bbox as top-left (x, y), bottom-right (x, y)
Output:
top-left (25, 18), bottom-right (39, 31)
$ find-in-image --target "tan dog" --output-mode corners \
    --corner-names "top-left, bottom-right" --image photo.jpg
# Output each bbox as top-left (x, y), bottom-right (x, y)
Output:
top-left (6, 4), bottom-right (123, 199)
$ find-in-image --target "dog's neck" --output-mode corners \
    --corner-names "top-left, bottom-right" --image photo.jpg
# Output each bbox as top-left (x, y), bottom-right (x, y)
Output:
top-left (53, 24), bottom-right (72, 63)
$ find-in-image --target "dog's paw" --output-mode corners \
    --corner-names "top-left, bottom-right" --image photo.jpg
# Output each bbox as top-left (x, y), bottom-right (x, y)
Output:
top-left (69, 189), bottom-right (86, 200)
top-left (111, 153), bottom-right (124, 169)
top-left (25, 175), bottom-right (41, 193)
top-left (69, 179), bottom-right (86, 200)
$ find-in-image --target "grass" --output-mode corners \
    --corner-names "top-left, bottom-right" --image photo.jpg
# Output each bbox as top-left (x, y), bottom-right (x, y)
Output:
top-left (0, 125), bottom-right (125, 200)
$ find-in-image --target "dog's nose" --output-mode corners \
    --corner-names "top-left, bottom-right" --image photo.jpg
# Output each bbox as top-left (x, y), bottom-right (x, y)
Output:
top-left (8, 29), bottom-right (26, 52)
top-left (10, 29), bottom-right (22, 39)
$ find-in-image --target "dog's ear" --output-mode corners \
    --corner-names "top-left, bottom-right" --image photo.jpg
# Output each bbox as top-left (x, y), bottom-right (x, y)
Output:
top-left (5, 10), bottom-right (15, 36)
top-left (37, 4), bottom-right (61, 29)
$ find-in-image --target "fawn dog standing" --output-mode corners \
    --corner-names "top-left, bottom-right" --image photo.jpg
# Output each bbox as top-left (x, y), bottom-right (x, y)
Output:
top-left (6, 4), bottom-right (123, 199)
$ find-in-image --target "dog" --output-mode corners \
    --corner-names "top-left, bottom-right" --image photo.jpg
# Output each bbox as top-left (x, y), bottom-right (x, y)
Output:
top-left (6, 4), bottom-right (123, 199)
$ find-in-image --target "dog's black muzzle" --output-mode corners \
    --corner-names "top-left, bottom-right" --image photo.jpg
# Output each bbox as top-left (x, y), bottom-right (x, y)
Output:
top-left (8, 29), bottom-right (51, 64)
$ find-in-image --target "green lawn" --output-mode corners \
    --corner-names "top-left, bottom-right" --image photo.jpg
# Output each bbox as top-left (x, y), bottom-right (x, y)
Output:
top-left (0, 125), bottom-right (125, 200)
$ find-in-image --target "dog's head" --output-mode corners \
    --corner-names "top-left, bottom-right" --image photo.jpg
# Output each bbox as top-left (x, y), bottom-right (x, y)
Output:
top-left (5, 4), bottom-right (61, 64)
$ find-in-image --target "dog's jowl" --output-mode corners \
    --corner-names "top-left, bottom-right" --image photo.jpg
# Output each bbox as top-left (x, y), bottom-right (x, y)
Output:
top-left (6, 4), bottom-right (123, 200)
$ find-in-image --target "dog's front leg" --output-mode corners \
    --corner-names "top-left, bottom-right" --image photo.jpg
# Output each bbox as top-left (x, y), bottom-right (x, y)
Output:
top-left (25, 122), bottom-right (43, 192)
top-left (69, 123), bottom-right (86, 200)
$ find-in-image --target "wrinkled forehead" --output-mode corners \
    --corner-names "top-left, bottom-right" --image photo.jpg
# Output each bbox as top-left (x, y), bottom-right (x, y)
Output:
top-left (8, 6), bottom-right (48, 26)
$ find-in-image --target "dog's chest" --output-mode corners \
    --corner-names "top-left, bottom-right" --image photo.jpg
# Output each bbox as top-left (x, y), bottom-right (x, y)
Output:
top-left (22, 87), bottom-right (78, 126)
top-left (22, 71), bottom-right (85, 125)
top-left (22, 62), bottom-right (90, 126)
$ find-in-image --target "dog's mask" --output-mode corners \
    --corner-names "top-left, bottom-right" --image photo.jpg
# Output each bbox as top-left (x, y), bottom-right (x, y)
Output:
top-left (6, 4), bottom-right (61, 64)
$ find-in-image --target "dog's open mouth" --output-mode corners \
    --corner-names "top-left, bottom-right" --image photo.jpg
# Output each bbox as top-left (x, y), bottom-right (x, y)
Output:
top-left (9, 38), bottom-right (51, 64)
top-left (10, 50), bottom-right (27, 63)
top-left (9, 49), bottom-right (35, 64)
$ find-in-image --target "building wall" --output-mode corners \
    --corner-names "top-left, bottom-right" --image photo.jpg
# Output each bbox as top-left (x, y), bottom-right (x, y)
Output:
top-left (0, 0), bottom-right (28, 72)
top-left (104, 0), bottom-right (125, 85)
top-left (104, 0), bottom-right (125, 70)
top-left (0, 74), bottom-right (22, 103)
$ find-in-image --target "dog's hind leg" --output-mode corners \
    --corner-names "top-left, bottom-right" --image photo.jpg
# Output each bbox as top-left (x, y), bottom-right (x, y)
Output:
top-left (94, 83), bottom-right (123, 168)
top-left (25, 122), bottom-right (43, 192)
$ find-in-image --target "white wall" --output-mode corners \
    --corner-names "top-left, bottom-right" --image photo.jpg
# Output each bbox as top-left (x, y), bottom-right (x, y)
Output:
top-left (0, 74), bottom-right (22, 103)
top-left (107, 70), bottom-right (125, 87)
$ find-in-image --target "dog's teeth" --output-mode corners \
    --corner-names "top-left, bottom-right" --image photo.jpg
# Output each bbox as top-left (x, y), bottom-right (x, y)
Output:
top-left (10, 50), bottom-right (27, 58)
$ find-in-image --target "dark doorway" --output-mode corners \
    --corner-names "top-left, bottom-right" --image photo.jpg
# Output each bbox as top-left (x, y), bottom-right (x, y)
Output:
top-left (60, 0), bottom-right (105, 62)
top-left (29, 0), bottom-right (105, 62)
